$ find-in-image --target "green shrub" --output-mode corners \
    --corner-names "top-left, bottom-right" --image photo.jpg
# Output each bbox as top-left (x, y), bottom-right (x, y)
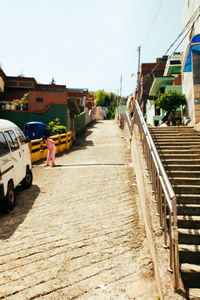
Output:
top-left (47, 118), bottom-right (67, 135)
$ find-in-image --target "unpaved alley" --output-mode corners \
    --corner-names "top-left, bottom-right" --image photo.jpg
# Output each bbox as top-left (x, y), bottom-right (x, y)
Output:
top-left (0, 120), bottom-right (158, 299)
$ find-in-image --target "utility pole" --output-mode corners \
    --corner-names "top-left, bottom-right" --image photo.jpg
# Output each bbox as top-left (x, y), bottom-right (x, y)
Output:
top-left (118, 75), bottom-right (123, 127)
top-left (120, 75), bottom-right (122, 101)
top-left (137, 46), bottom-right (141, 102)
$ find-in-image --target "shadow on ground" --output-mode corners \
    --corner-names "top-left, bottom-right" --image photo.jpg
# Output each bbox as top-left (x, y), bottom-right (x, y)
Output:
top-left (0, 184), bottom-right (40, 240)
top-left (33, 120), bottom-right (99, 165)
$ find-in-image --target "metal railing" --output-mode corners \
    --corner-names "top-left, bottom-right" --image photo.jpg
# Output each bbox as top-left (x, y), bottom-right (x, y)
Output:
top-left (123, 100), bottom-right (180, 291)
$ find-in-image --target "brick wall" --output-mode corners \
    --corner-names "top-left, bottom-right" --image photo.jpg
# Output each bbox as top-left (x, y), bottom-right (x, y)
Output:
top-left (194, 84), bottom-right (200, 122)
top-left (28, 90), bottom-right (67, 112)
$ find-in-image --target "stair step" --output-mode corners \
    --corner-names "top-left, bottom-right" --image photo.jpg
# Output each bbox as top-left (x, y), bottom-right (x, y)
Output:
top-left (164, 164), bottom-right (200, 171)
top-left (163, 159), bottom-right (200, 165)
top-left (177, 204), bottom-right (200, 215)
top-left (157, 145), bottom-right (200, 150)
top-left (149, 126), bottom-right (194, 131)
top-left (150, 126), bottom-right (200, 294)
top-left (160, 154), bottom-right (200, 159)
top-left (176, 194), bottom-right (200, 204)
top-left (179, 244), bottom-right (200, 264)
top-left (169, 177), bottom-right (200, 185)
top-left (181, 263), bottom-right (200, 288)
top-left (173, 185), bottom-right (200, 194)
top-left (154, 137), bottom-right (200, 142)
top-left (188, 288), bottom-right (200, 300)
top-left (159, 150), bottom-right (200, 155)
top-left (154, 141), bottom-right (200, 145)
top-left (152, 133), bottom-right (200, 137)
top-left (167, 171), bottom-right (200, 178)
top-left (177, 215), bottom-right (200, 229)
top-left (178, 228), bottom-right (200, 244)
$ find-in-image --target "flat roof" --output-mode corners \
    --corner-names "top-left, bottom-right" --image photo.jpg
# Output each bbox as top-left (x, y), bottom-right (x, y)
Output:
top-left (149, 77), bottom-right (174, 96)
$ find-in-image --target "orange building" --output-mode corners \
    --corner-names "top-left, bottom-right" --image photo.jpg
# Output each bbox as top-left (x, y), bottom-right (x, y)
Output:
top-left (0, 68), bottom-right (68, 113)
top-left (86, 93), bottom-right (95, 109)
top-left (28, 84), bottom-right (67, 113)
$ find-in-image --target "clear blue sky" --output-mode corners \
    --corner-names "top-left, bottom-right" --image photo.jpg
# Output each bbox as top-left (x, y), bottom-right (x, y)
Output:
top-left (1, 0), bottom-right (182, 96)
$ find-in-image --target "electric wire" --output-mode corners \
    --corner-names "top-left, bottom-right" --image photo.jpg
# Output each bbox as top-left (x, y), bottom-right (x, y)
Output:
top-left (141, 5), bottom-right (200, 83)
top-left (93, 4), bottom-right (200, 96)
top-left (141, 0), bottom-right (164, 46)
top-left (170, 10), bottom-right (200, 56)
top-left (165, 5), bottom-right (200, 54)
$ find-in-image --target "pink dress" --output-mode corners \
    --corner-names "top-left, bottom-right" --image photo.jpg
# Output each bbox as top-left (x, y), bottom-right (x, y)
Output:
top-left (46, 138), bottom-right (56, 164)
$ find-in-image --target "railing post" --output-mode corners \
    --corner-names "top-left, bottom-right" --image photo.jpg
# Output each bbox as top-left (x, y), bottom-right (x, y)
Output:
top-left (163, 196), bottom-right (168, 248)
top-left (159, 182), bottom-right (164, 229)
top-left (168, 213), bottom-right (173, 272)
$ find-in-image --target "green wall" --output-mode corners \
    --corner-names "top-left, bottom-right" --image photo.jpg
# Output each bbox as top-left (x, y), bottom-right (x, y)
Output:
top-left (0, 104), bottom-right (68, 131)
top-left (116, 105), bottom-right (127, 115)
top-left (74, 112), bottom-right (86, 135)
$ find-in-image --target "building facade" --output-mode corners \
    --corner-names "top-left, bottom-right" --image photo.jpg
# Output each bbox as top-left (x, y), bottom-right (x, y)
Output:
top-left (182, 0), bottom-right (200, 124)
top-left (147, 53), bottom-right (183, 126)
top-left (138, 57), bottom-right (167, 116)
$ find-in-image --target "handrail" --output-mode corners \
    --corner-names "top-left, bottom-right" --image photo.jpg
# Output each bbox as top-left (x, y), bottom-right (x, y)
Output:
top-left (123, 100), bottom-right (179, 291)
top-left (135, 100), bottom-right (176, 207)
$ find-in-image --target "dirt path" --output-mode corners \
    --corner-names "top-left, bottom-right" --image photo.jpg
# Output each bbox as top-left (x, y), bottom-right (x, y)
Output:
top-left (0, 120), bottom-right (158, 299)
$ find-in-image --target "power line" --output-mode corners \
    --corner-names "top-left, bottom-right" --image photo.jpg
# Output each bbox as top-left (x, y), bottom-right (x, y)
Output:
top-left (170, 10), bottom-right (200, 57)
top-left (141, 5), bottom-right (200, 83)
top-left (166, 5), bottom-right (200, 54)
top-left (141, 0), bottom-right (164, 46)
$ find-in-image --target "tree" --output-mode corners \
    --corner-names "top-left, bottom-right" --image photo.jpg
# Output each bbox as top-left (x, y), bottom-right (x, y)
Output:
top-left (51, 77), bottom-right (56, 85)
top-left (94, 90), bottom-right (106, 106)
top-left (93, 90), bottom-right (118, 119)
top-left (156, 90), bottom-right (187, 125)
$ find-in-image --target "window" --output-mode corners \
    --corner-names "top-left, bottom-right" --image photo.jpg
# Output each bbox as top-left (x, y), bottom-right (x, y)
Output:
top-left (4, 130), bottom-right (19, 151)
top-left (0, 132), bottom-right (10, 157)
top-left (160, 87), bottom-right (165, 94)
top-left (7, 81), bottom-right (17, 86)
top-left (36, 98), bottom-right (44, 102)
top-left (192, 50), bottom-right (200, 84)
top-left (15, 128), bottom-right (26, 144)
top-left (19, 82), bottom-right (32, 87)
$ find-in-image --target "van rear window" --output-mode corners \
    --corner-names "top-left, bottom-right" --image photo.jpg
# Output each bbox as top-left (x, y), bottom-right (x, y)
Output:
top-left (0, 132), bottom-right (10, 156)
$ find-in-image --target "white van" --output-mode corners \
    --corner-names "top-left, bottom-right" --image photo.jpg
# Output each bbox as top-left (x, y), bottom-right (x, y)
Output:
top-left (0, 119), bottom-right (32, 211)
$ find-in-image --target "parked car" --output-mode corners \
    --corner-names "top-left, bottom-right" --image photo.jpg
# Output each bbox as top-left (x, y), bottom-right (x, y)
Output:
top-left (0, 119), bottom-right (33, 211)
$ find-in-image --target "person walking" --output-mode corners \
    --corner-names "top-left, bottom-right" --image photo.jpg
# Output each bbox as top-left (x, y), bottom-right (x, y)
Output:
top-left (43, 136), bottom-right (56, 167)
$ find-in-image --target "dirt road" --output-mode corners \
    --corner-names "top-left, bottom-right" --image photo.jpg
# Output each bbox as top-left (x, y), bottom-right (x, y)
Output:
top-left (0, 120), bottom-right (158, 299)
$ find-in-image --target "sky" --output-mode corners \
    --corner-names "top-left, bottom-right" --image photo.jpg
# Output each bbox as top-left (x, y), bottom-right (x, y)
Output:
top-left (1, 0), bottom-right (182, 96)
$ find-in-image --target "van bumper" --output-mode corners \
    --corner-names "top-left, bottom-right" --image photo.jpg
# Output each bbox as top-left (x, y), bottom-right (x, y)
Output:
top-left (0, 184), bottom-right (4, 201)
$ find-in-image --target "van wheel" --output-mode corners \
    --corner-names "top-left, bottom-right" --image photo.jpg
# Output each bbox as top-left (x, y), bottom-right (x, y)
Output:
top-left (22, 168), bottom-right (33, 189)
top-left (4, 183), bottom-right (16, 211)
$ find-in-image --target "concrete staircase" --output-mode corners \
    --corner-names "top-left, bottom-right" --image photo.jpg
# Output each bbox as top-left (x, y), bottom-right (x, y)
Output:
top-left (149, 126), bottom-right (200, 299)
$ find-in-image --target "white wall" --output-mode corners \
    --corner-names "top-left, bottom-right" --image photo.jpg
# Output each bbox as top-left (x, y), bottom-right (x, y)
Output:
top-left (182, 0), bottom-right (200, 122)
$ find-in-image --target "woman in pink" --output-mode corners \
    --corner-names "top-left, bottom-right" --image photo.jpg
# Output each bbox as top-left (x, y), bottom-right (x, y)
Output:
top-left (43, 136), bottom-right (56, 166)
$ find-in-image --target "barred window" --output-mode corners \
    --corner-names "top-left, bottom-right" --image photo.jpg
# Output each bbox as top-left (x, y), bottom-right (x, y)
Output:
top-left (36, 98), bottom-right (44, 102)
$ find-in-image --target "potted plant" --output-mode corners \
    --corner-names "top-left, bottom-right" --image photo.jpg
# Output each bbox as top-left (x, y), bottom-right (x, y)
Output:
top-left (20, 93), bottom-right (29, 110)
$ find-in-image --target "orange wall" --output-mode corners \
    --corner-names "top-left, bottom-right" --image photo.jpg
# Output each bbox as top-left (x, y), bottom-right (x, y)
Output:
top-left (173, 74), bottom-right (182, 86)
top-left (28, 90), bottom-right (67, 113)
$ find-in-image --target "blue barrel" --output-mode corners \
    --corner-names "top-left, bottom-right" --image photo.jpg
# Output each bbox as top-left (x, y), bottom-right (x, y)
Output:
top-left (24, 121), bottom-right (48, 140)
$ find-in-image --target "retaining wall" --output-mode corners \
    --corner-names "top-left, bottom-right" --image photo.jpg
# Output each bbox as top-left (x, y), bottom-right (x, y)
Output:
top-left (29, 131), bottom-right (72, 163)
